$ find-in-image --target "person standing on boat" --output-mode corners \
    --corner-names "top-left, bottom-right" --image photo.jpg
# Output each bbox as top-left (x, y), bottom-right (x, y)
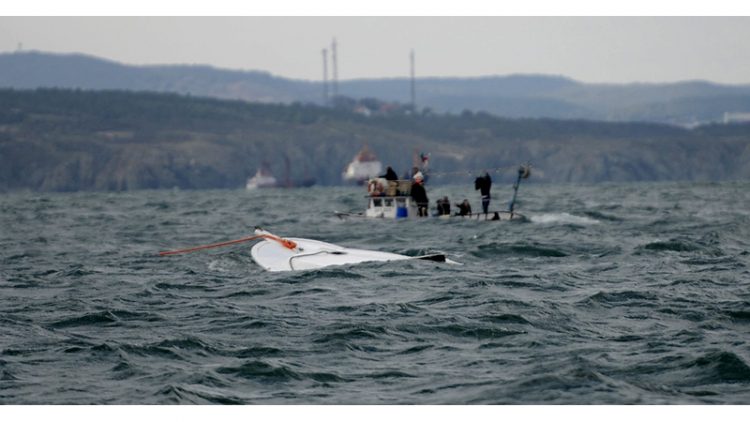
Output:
top-left (475, 171), bottom-right (492, 216)
top-left (411, 166), bottom-right (424, 183)
top-left (411, 174), bottom-right (429, 217)
top-left (380, 166), bottom-right (398, 181)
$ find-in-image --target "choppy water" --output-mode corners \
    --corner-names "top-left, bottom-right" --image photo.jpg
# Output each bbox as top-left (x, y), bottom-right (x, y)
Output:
top-left (1, 182), bottom-right (750, 404)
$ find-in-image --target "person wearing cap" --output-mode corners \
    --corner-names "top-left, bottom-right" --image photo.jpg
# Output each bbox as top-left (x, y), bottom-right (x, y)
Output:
top-left (412, 166), bottom-right (424, 183)
top-left (410, 174), bottom-right (429, 217)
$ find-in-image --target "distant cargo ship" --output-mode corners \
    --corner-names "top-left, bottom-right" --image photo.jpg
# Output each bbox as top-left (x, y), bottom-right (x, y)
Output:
top-left (342, 145), bottom-right (383, 184)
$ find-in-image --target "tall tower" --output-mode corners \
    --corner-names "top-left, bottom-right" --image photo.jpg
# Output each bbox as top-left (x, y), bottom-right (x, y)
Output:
top-left (410, 49), bottom-right (416, 112)
top-left (322, 48), bottom-right (329, 106)
top-left (331, 38), bottom-right (339, 99)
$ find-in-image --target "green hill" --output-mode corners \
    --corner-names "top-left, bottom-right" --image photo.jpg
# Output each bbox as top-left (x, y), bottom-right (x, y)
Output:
top-left (4, 51), bottom-right (750, 126)
top-left (1, 88), bottom-right (749, 192)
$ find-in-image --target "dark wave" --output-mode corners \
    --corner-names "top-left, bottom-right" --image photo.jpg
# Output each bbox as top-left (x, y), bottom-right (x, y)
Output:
top-left (282, 268), bottom-right (366, 282)
top-left (473, 242), bottom-right (568, 258)
top-left (687, 351), bottom-right (750, 383)
top-left (396, 344), bottom-right (434, 355)
top-left (216, 360), bottom-right (300, 381)
top-left (56, 265), bottom-right (99, 278)
top-left (637, 235), bottom-right (724, 255)
top-left (312, 325), bottom-right (390, 344)
top-left (157, 384), bottom-right (244, 405)
top-left (640, 239), bottom-right (702, 252)
top-left (479, 314), bottom-right (532, 325)
top-left (153, 281), bottom-right (214, 291)
top-left (726, 310), bottom-right (750, 322)
top-left (216, 360), bottom-right (346, 384)
top-left (48, 311), bottom-right (120, 328)
top-left (47, 309), bottom-right (163, 329)
top-left (152, 337), bottom-right (215, 353)
top-left (584, 290), bottom-right (659, 305)
top-left (120, 344), bottom-right (184, 360)
top-left (367, 370), bottom-right (416, 379)
top-left (231, 346), bottom-right (284, 359)
top-left (433, 324), bottom-right (526, 339)
top-left (681, 256), bottom-right (745, 268)
top-left (110, 360), bottom-right (141, 381)
top-left (583, 210), bottom-right (623, 222)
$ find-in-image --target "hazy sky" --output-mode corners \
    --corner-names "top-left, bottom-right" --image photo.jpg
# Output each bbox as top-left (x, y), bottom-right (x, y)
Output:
top-left (2, 16), bottom-right (750, 84)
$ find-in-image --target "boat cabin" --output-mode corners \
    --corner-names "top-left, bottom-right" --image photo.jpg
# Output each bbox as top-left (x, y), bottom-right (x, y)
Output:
top-left (366, 195), bottom-right (419, 218)
top-left (365, 178), bottom-right (419, 218)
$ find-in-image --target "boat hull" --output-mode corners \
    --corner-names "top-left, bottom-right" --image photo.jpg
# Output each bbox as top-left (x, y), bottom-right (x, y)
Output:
top-left (251, 237), bottom-right (410, 272)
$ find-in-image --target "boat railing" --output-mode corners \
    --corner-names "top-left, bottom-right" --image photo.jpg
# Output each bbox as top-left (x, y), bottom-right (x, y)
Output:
top-left (366, 178), bottom-right (413, 197)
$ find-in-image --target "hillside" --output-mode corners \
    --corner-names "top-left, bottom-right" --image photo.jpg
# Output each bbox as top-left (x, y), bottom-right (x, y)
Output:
top-left (3, 51), bottom-right (750, 126)
top-left (1, 88), bottom-right (749, 192)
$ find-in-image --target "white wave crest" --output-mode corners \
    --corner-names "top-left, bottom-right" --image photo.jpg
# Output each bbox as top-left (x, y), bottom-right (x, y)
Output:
top-left (529, 213), bottom-right (600, 225)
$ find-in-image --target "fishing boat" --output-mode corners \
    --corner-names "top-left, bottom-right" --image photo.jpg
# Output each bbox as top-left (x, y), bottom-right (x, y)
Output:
top-left (360, 178), bottom-right (420, 218)
top-left (342, 145), bottom-right (383, 184)
top-left (159, 228), bottom-right (458, 272)
top-left (245, 161), bottom-right (278, 190)
top-left (336, 164), bottom-right (531, 221)
top-left (246, 157), bottom-right (317, 190)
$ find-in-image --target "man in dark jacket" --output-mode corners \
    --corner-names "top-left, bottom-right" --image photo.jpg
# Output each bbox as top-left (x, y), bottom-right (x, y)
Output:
top-left (411, 177), bottom-right (429, 217)
top-left (457, 199), bottom-right (472, 216)
top-left (475, 171), bottom-right (492, 215)
top-left (381, 166), bottom-right (398, 181)
top-left (440, 196), bottom-right (451, 216)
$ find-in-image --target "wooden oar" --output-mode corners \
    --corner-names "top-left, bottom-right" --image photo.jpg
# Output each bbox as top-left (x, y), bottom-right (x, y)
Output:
top-left (159, 233), bottom-right (296, 256)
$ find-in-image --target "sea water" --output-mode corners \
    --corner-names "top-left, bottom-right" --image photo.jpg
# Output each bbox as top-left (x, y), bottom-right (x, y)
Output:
top-left (1, 182), bottom-right (749, 404)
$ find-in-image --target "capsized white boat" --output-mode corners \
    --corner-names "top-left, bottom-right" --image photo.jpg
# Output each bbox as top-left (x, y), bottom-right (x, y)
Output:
top-left (159, 228), bottom-right (458, 272)
top-left (250, 229), bottom-right (458, 272)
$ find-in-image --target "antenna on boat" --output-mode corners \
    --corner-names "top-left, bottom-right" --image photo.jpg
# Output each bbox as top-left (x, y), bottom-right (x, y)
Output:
top-left (508, 163), bottom-right (531, 215)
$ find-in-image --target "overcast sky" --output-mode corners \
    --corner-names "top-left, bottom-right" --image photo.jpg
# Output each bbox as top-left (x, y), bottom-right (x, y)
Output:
top-left (2, 16), bottom-right (750, 84)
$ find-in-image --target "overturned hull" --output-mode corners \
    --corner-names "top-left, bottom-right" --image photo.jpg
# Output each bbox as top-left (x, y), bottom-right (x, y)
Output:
top-left (251, 237), bottom-right (410, 272)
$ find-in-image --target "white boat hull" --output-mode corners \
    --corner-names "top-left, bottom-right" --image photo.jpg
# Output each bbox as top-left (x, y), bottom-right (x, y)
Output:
top-left (251, 237), bottom-right (411, 272)
top-left (246, 175), bottom-right (277, 190)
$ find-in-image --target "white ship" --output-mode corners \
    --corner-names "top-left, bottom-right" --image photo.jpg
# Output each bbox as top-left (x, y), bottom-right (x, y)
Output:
top-left (342, 145), bottom-right (383, 184)
top-left (245, 162), bottom-right (278, 190)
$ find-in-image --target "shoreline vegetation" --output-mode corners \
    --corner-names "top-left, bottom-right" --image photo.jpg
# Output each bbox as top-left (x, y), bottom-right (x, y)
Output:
top-left (1, 88), bottom-right (749, 192)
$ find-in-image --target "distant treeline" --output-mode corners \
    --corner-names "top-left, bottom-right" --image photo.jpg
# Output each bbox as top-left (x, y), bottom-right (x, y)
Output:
top-left (5, 51), bottom-right (750, 127)
top-left (1, 88), bottom-right (749, 192)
